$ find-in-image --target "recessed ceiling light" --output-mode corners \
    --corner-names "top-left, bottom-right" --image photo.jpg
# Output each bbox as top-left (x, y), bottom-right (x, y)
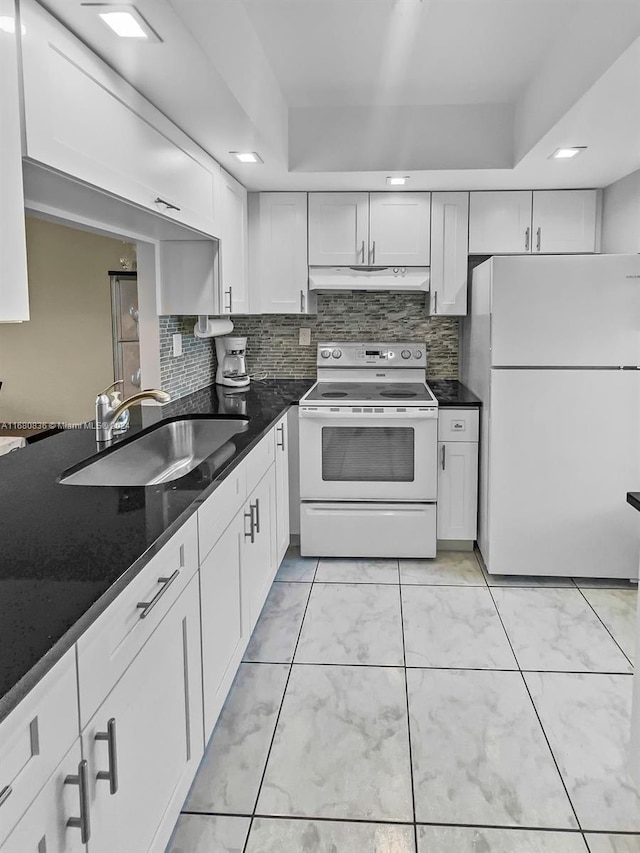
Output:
top-left (386, 176), bottom-right (409, 186)
top-left (230, 152), bottom-right (263, 164)
top-left (549, 147), bottom-right (587, 160)
top-left (85, 4), bottom-right (161, 41)
top-left (0, 15), bottom-right (25, 34)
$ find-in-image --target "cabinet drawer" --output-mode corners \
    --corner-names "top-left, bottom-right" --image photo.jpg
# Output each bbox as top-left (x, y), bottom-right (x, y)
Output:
top-left (0, 650), bottom-right (78, 846)
top-left (246, 430), bottom-right (276, 495)
top-left (198, 461), bottom-right (246, 563)
top-left (438, 409), bottom-right (479, 442)
top-left (76, 514), bottom-right (198, 728)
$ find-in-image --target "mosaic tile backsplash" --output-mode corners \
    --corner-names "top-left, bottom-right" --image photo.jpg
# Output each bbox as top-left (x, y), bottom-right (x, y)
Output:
top-left (160, 292), bottom-right (459, 400)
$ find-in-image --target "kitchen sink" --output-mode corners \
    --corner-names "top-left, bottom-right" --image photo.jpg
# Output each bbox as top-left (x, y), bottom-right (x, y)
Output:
top-left (59, 417), bottom-right (249, 486)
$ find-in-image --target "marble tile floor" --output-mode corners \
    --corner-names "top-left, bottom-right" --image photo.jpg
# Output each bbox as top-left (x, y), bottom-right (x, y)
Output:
top-left (167, 548), bottom-right (639, 853)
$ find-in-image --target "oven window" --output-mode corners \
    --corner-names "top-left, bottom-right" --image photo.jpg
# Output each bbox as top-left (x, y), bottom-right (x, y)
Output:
top-left (321, 427), bottom-right (415, 482)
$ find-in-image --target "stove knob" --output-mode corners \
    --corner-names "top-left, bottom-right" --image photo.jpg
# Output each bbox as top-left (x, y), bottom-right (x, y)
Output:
top-left (321, 349), bottom-right (331, 359)
top-left (414, 350), bottom-right (423, 359)
top-left (393, 267), bottom-right (399, 274)
top-left (332, 349), bottom-right (342, 359)
top-left (401, 349), bottom-right (411, 360)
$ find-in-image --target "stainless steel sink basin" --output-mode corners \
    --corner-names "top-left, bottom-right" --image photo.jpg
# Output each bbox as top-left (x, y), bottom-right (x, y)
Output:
top-left (59, 417), bottom-right (249, 486)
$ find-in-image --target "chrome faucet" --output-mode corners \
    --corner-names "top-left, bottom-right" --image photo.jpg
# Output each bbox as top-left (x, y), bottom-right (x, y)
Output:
top-left (96, 381), bottom-right (171, 443)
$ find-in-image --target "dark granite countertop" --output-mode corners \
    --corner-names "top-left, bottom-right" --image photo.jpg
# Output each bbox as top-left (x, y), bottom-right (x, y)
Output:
top-left (0, 376), bottom-right (477, 722)
top-left (428, 380), bottom-right (482, 408)
top-left (627, 493), bottom-right (640, 513)
top-left (0, 379), bottom-right (312, 723)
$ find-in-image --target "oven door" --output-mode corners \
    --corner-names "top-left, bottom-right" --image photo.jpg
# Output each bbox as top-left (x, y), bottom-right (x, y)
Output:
top-left (299, 406), bottom-right (438, 501)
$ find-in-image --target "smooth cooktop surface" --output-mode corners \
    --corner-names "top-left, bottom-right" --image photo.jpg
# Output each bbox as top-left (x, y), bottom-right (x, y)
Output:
top-left (303, 381), bottom-right (438, 405)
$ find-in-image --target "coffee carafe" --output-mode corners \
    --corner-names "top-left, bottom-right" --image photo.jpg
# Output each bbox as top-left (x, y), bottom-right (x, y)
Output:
top-left (215, 336), bottom-right (250, 388)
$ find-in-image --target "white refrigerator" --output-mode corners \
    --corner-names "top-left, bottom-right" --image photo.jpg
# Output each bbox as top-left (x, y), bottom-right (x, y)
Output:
top-left (460, 254), bottom-right (640, 579)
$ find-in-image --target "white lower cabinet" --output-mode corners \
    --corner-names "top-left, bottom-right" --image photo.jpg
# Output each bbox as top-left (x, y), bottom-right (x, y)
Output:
top-left (81, 575), bottom-right (203, 853)
top-left (275, 414), bottom-right (290, 564)
top-left (242, 464), bottom-right (278, 630)
top-left (200, 513), bottom-right (246, 741)
top-left (437, 409), bottom-right (479, 543)
top-left (1, 740), bottom-right (86, 853)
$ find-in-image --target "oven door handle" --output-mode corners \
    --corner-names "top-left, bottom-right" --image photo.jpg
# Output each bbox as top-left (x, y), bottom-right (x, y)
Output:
top-left (298, 408), bottom-right (438, 420)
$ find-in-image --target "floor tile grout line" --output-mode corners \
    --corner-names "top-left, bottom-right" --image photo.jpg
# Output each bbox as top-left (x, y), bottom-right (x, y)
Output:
top-left (397, 576), bottom-right (419, 851)
top-left (483, 582), bottom-right (584, 834)
top-left (179, 809), bottom-right (629, 834)
top-left (573, 585), bottom-right (635, 668)
top-left (242, 570), bottom-right (316, 853)
top-left (234, 660), bottom-right (634, 676)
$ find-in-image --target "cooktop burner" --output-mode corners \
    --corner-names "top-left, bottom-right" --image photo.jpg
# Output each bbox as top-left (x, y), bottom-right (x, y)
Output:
top-left (304, 381), bottom-right (437, 405)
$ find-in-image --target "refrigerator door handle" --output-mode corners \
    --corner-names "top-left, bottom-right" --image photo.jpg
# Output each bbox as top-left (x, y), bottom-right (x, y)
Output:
top-left (524, 227), bottom-right (530, 252)
top-left (536, 227), bottom-right (541, 252)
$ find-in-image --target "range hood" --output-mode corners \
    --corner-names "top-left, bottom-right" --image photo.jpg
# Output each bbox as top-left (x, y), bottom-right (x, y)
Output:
top-left (309, 266), bottom-right (430, 293)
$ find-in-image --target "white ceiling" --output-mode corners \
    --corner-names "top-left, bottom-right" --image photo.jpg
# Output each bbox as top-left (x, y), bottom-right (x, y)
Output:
top-left (37, 0), bottom-right (640, 191)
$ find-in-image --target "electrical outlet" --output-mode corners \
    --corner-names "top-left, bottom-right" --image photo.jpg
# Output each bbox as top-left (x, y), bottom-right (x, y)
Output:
top-left (172, 333), bottom-right (182, 357)
top-left (299, 327), bottom-right (311, 346)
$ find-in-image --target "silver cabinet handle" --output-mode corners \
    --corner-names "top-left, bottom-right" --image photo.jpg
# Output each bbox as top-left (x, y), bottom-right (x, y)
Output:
top-left (244, 507), bottom-right (255, 544)
top-left (441, 445), bottom-right (446, 470)
top-left (224, 286), bottom-right (233, 313)
top-left (300, 290), bottom-right (305, 313)
top-left (65, 760), bottom-right (91, 844)
top-left (525, 227), bottom-right (530, 251)
top-left (154, 197), bottom-right (181, 212)
top-left (95, 718), bottom-right (118, 795)
top-left (276, 423), bottom-right (285, 451)
top-left (136, 569), bottom-right (180, 619)
top-left (372, 240), bottom-right (376, 264)
top-left (253, 499), bottom-right (261, 534)
top-left (536, 227), bottom-right (541, 252)
top-left (360, 240), bottom-right (365, 264)
top-left (0, 786), bottom-right (12, 807)
top-left (433, 291), bottom-right (438, 314)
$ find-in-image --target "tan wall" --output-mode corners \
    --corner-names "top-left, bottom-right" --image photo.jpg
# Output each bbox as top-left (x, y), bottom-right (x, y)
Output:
top-left (0, 217), bottom-right (135, 425)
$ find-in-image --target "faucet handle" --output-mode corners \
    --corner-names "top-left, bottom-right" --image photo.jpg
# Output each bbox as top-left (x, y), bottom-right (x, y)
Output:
top-left (99, 380), bottom-right (123, 398)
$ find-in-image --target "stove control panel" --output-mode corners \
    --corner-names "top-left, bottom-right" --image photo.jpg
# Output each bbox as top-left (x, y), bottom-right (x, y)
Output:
top-left (317, 342), bottom-right (427, 368)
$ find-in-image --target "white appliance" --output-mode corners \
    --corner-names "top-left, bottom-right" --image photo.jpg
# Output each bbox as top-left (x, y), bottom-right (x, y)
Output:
top-left (215, 336), bottom-right (250, 388)
top-left (461, 254), bottom-right (640, 580)
top-left (308, 266), bottom-right (430, 292)
top-left (299, 342), bottom-right (439, 558)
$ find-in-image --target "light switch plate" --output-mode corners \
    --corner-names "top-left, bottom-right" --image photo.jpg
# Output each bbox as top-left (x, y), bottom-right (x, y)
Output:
top-left (172, 333), bottom-right (182, 357)
top-left (299, 327), bottom-right (311, 346)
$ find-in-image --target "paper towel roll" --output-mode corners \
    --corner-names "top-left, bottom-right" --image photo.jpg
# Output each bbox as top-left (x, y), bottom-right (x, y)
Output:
top-left (193, 317), bottom-right (234, 338)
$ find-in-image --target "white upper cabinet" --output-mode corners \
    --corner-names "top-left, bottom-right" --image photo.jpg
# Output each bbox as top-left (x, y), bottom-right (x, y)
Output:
top-left (0, 0), bottom-right (29, 322)
top-left (309, 192), bottom-right (430, 266)
top-left (369, 192), bottom-right (431, 265)
top-left (308, 193), bottom-right (369, 265)
top-left (430, 192), bottom-right (469, 316)
top-left (532, 190), bottom-right (599, 254)
top-left (20, 0), bottom-right (218, 238)
top-left (219, 170), bottom-right (249, 314)
top-left (158, 240), bottom-right (219, 316)
top-left (469, 189), bottom-right (599, 255)
top-left (469, 191), bottom-right (533, 254)
top-left (249, 193), bottom-right (313, 313)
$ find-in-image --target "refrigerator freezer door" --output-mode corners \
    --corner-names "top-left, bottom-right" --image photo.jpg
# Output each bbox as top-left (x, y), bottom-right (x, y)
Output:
top-left (486, 368), bottom-right (640, 579)
top-left (490, 254), bottom-right (640, 367)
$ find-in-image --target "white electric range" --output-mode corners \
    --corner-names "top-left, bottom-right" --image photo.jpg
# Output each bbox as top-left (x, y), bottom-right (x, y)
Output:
top-left (298, 342), bottom-right (439, 558)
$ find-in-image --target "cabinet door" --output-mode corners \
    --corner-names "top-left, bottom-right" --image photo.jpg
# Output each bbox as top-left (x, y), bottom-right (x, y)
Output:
top-left (274, 415), bottom-right (290, 564)
top-left (20, 1), bottom-right (217, 237)
top-left (469, 191), bottom-right (533, 254)
top-left (220, 171), bottom-right (249, 314)
top-left (308, 193), bottom-right (368, 265)
top-left (242, 465), bottom-right (277, 632)
top-left (532, 190), bottom-right (598, 254)
top-left (200, 514), bottom-right (247, 741)
top-left (158, 240), bottom-right (219, 316)
top-left (82, 576), bottom-right (203, 853)
top-left (252, 193), bottom-right (311, 314)
top-left (437, 442), bottom-right (478, 541)
top-left (1, 741), bottom-right (85, 853)
top-left (369, 192), bottom-right (431, 266)
top-left (0, 0), bottom-right (29, 322)
top-left (430, 192), bottom-right (469, 316)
